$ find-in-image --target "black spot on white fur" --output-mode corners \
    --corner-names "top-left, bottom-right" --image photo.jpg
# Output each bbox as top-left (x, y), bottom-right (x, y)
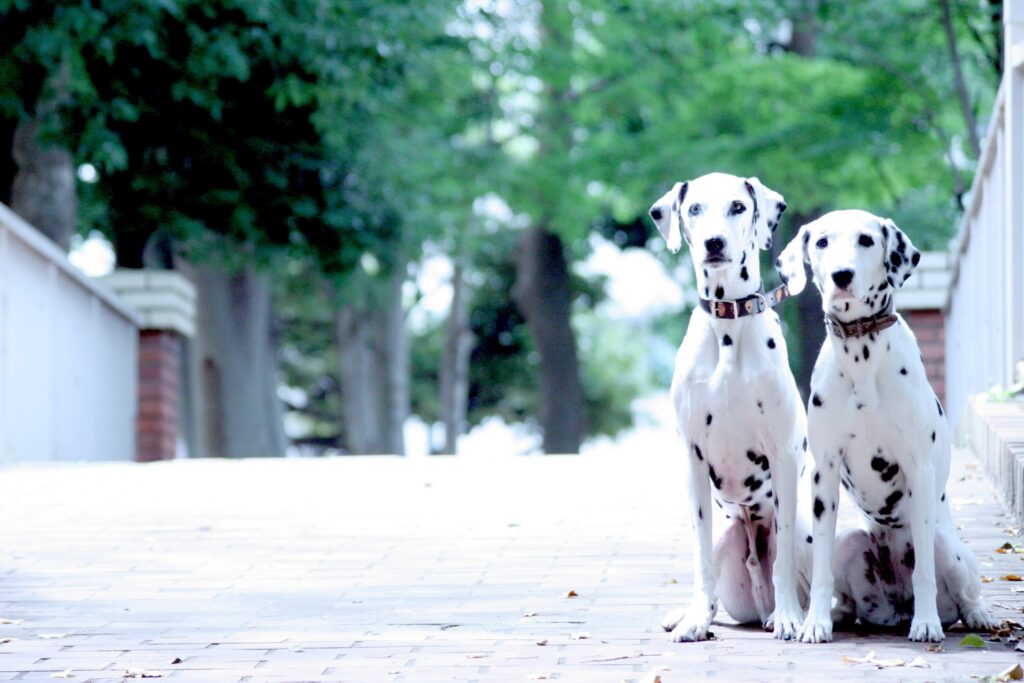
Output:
top-left (722, 335), bottom-right (732, 346)
top-left (812, 394), bottom-right (823, 408)
top-left (813, 497), bottom-right (824, 519)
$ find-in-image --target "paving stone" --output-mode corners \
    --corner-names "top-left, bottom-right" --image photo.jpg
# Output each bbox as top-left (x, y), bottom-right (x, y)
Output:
top-left (0, 450), bottom-right (1022, 681)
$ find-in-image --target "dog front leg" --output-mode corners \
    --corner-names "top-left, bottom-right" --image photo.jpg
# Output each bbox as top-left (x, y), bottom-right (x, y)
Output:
top-left (662, 443), bottom-right (717, 641)
top-left (798, 449), bottom-right (840, 643)
top-left (768, 443), bottom-right (803, 640)
top-left (907, 460), bottom-right (943, 642)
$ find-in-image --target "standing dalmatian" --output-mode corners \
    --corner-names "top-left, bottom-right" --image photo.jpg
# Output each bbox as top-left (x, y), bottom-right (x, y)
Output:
top-left (776, 209), bottom-right (996, 643)
top-left (649, 172), bottom-right (810, 642)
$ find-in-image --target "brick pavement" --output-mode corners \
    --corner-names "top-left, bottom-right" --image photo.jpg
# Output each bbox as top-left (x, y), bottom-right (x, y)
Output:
top-left (0, 450), bottom-right (1022, 682)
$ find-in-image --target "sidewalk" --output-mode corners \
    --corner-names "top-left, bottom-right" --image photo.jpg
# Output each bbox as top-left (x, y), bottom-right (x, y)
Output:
top-left (0, 449), bottom-right (1021, 682)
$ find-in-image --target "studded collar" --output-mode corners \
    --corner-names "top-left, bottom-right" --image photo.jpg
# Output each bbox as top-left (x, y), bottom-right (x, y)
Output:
top-left (698, 283), bottom-right (792, 320)
top-left (824, 304), bottom-right (898, 340)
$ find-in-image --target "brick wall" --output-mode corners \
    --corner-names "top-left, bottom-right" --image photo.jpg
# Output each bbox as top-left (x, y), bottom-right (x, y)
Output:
top-left (137, 330), bottom-right (182, 462)
top-left (903, 309), bottom-right (945, 404)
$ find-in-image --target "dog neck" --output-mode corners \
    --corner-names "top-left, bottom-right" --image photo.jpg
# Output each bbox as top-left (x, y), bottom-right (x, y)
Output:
top-left (826, 302), bottom-right (898, 375)
top-left (695, 251), bottom-right (763, 303)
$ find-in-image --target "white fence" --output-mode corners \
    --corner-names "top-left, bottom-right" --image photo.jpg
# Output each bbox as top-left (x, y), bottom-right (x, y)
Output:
top-left (946, 0), bottom-right (1024, 427)
top-left (0, 203), bottom-right (139, 462)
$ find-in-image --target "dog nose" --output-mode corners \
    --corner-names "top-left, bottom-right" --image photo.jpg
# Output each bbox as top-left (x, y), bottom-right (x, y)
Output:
top-left (831, 269), bottom-right (854, 288)
top-left (704, 236), bottom-right (726, 254)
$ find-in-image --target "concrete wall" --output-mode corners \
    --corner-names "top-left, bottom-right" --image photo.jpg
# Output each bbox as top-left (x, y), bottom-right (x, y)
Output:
top-left (0, 203), bottom-right (139, 462)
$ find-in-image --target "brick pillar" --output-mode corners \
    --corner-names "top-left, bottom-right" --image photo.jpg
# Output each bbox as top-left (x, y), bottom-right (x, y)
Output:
top-left (137, 330), bottom-right (183, 461)
top-left (903, 309), bottom-right (946, 403)
top-left (101, 270), bottom-right (196, 462)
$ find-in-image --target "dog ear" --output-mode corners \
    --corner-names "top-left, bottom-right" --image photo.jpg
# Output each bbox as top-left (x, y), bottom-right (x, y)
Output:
top-left (649, 181), bottom-right (688, 253)
top-left (775, 224), bottom-right (810, 295)
top-left (881, 218), bottom-right (920, 289)
top-left (744, 177), bottom-right (787, 251)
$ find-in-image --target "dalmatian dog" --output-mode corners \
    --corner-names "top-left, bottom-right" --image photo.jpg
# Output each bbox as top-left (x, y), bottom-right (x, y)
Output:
top-left (649, 172), bottom-right (810, 642)
top-left (776, 210), bottom-right (996, 643)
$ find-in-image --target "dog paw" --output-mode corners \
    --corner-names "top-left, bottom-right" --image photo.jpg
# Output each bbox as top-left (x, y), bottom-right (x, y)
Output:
top-left (908, 616), bottom-right (944, 642)
top-left (660, 607), bottom-right (687, 632)
top-left (669, 616), bottom-right (713, 642)
top-left (962, 607), bottom-right (998, 631)
top-left (771, 606), bottom-right (803, 641)
top-left (798, 615), bottom-right (833, 643)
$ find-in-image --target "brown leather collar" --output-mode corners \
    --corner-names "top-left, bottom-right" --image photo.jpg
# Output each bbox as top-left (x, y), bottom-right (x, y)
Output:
top-left (824, 306), bottom-right (898, 340)
top-left (698, 283), bottom-right (791, 320)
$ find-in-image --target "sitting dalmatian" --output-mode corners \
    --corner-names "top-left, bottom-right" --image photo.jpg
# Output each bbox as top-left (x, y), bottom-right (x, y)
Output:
top-left (649, 173), bottom-right (810, 641)
top-left (776, 209), bottom-right (996, 642)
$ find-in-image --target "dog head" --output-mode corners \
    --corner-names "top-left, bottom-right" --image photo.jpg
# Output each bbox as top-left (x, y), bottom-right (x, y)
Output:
top-left (776, 209), bottom-right (920, 320)
top-left (648, 173), bottom-right (786, 268)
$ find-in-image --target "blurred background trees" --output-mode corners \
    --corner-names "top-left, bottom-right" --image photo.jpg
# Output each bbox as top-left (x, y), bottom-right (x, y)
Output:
top-left (0, 0), bottom-right (1001, 454)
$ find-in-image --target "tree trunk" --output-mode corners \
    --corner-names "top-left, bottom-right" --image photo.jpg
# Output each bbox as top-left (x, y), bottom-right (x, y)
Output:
top-left (512, 227), bottom-right (584, 453)
top-left (789, 0), bottom-right (819, 57)
top-left (938, 0), bottom-right (982, 158)
top-left (335, 265), bottom-right (409, 455)
top-left (10, 118), bottom-right (77, 250)
top-left (183, 260), bottom-right (288, 458)
top-left (439, 259), bottom-right (473, 454)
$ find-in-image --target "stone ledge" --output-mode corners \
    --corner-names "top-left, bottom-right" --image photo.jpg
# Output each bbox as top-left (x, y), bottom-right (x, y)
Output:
top-left (959, 393), bottom-right (1024, 521)
top-left (101, 269), bottom-right (196, 338)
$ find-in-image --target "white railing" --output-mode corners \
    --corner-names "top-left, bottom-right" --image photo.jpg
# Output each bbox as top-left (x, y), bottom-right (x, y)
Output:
top-left (0, 203), bottom-right (139, 462)
top-left (945, 0), bottom-right (1024, 427)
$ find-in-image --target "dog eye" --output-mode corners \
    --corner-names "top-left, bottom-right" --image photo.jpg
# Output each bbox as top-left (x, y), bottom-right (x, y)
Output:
top-left (729, 201), bottom-right (746, 215)
top-left (688, 204), bottom-right (701, 217)
top-left (858, 234), bottom-right (875, 247)
top-left (815, 237), bottom-right (828, 249)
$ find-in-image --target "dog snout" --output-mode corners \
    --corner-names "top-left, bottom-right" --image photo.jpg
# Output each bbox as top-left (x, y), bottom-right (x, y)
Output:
top-left (831, 269), bottom-right (854, 289)
top-left (704, 236), bottom-right (726, 255)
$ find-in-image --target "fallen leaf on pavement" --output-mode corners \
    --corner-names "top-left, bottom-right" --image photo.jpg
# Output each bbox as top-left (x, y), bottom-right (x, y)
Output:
top-left (467, 654), bottom-right (488, 659)
top-left (0, 638), bottom-right (13, 645)
top-left (523, 612), bottom-right (538, 617)
top-left (0, 618), bottom-right (21, 625)
top-left (960, 633), bottom-right (986, 648)
top-left (982, 576), bottom-right (994, 583)
top-left (1001, 574), bottom-right (1024, 581)
top-left (570, 632), bottom-right (591, 640)
top-left (565, 590), bottom-right (578, 598)
top-left (841, 651), bottom-right (905, 668)
top-left (638, 674), bottom-right (662, 683)
top-left (664, 578), bottom-right (678, 585)
top-left (1000, 663), bottom-right (1024, 681)
top-left (168, 658), bottom-right (182, 665)
top-left (535, 639), bottom-right (548, 646)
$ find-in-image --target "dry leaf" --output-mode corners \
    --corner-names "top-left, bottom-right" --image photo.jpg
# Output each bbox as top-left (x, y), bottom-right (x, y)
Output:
top-left (523, 612), bottom-right (538, 617)
top-left (0, 638), bottom-right (13, 645)
top-left (535, 639), bottom-right (548, 646)
top-left (570, 632), bottom-right (591, 640)
top-left (51, 672), bottom-right (74, 679)
top-left (122, 670), bottom-right (163, 679)
top-left (638, 674), bottom-right (662, 683)
top-left (1001, 663), bottom-right (1024, 681)
top-left (841, 651), bottom-right (905, 668)
top-left (982, 576), bottom-right (994, 583)
top-left (168, 658), bottom-right (182, 665)
top-left (664, 578), bottom-right (678, 585)
top-left (565, 590), bottom-right (578, 598)
top-left (467, 654), bottom-right (488, 659)
top-left (0, 618), bottom-right (21, 625)
top-left (1002, 574), bottom-right (1024, 581)
top-left (908, 657), bottom-right (930, 668)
